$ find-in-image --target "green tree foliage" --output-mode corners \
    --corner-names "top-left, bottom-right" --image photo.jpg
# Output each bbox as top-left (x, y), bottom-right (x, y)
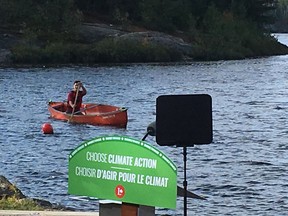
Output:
top-left (74, 0), bottom-right (104, 14)
top-left (231, 0), bottom-right (277, 28)
top-left (75, 0), bottom-right (142, 24)
top-left (238, 0), bottom-right (277, 27)
top-left (273, 0), bottom-right (288, 32)
top-left (140, 0), bottom-right (195, 32)
top-left (0, 0), bottom-right (278, 35)
top-left (0, 0), bottom-right (80, 41)
top-left (68, 0), bottom-right (279, 33)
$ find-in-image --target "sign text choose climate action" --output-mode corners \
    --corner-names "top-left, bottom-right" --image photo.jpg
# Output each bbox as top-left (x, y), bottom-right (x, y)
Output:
top-left (86, 151), bottom-right (157, 169)
top-left (74, 151), bottom-right (169, 187)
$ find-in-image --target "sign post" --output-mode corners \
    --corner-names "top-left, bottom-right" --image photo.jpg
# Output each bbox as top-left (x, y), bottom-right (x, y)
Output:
top-left (68, 135), bottom-right (177, 211)
top-left (156, 94), bottom-right (213, 216)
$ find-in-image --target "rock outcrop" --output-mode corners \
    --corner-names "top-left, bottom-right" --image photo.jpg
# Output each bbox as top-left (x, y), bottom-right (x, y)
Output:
top-left (0, 22), bottom-right (194, 64)
top-left (0, 175), bottom-right (71, 210)
top-left (78, 23), bottom-right (194, 55)
top-left (0, 175), bottom-right (25, 199)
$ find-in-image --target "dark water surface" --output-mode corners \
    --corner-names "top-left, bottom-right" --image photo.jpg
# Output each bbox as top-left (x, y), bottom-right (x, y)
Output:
top-left (1, 34), bottom-right (288, 215)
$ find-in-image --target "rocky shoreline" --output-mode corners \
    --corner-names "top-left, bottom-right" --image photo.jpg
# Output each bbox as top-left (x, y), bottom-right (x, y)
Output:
top-left (0, 175), bottom-right (71, 211)
top-left (79, 23), bottom-right (194, 55)
top-left (0, 22), bottom-right (194, 65)
top-left (1, 22), bottom-right (288, 66)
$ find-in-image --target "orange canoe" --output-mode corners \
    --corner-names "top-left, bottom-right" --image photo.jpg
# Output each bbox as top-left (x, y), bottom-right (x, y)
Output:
top-left (48, 102), bottom-right (128, 128)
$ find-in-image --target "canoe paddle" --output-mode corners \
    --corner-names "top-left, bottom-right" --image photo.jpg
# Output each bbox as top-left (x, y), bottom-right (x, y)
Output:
top-left (68, 87), bottom-right (80, 123)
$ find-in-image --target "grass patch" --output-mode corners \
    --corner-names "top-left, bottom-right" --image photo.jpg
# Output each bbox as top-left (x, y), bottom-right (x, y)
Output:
top-left (0, 197), bottom-right (44, 210)
top-left (11, 38), bottom-right (182, 64)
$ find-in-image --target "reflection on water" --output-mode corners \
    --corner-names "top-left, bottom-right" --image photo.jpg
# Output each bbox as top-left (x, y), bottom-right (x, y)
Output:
top-left (1, 34), bottom-right (288, 215)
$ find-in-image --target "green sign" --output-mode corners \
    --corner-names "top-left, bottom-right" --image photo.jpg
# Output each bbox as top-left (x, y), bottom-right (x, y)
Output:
top-left (68, 135), bottom-right (177, 209)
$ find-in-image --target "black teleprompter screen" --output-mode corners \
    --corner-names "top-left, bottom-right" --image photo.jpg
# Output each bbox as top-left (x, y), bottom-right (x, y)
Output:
top-left (156, 94), bottom-right (213, 146)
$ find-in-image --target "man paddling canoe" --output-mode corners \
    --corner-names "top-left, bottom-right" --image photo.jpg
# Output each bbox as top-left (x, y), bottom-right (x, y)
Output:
top-left (66, 80), bottom-right (87, 115)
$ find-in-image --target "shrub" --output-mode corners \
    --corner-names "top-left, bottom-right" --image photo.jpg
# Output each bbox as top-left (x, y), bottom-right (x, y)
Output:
top-left (0, 197), bottom-right (43, 210)
top-left (90, 38), bottom-right (182, 63)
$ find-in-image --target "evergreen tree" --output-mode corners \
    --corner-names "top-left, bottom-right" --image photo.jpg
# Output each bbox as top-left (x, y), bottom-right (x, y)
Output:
top-left (0, 0), bottom-right (80, 40)
top-left (273, 0), bottom-right (288, 32)
top-left (231, 0), bottom-right (277, 28)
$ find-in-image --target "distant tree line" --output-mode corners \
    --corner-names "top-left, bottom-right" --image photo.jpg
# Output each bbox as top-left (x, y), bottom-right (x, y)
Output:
top-left (0, 0), bottom-right (280, 37)
top-left (0, 0), bottom-right (80, 41)
top-left (74, 0), bottom-right (278, 32)
top-left (1, 0), bottom-right (287, 63)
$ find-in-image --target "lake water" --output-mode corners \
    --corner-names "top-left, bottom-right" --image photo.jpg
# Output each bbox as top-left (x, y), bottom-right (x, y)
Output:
top-left (1, 34), bottom-right (288, 215)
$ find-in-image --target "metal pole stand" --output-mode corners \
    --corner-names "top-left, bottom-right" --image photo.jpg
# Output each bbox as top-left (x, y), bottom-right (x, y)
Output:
top-left (182, 144), bottom-right (193, 216)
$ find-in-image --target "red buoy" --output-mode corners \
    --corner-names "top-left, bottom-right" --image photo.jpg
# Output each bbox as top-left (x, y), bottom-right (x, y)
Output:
top-left (42, 123), bottom-right (54, 134)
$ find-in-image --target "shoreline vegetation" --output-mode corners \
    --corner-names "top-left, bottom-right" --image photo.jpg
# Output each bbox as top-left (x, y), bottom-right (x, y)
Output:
top-left (1, 23), bottom-right (288, 67)
top-left (1, 1), bottom-right (288, 66)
